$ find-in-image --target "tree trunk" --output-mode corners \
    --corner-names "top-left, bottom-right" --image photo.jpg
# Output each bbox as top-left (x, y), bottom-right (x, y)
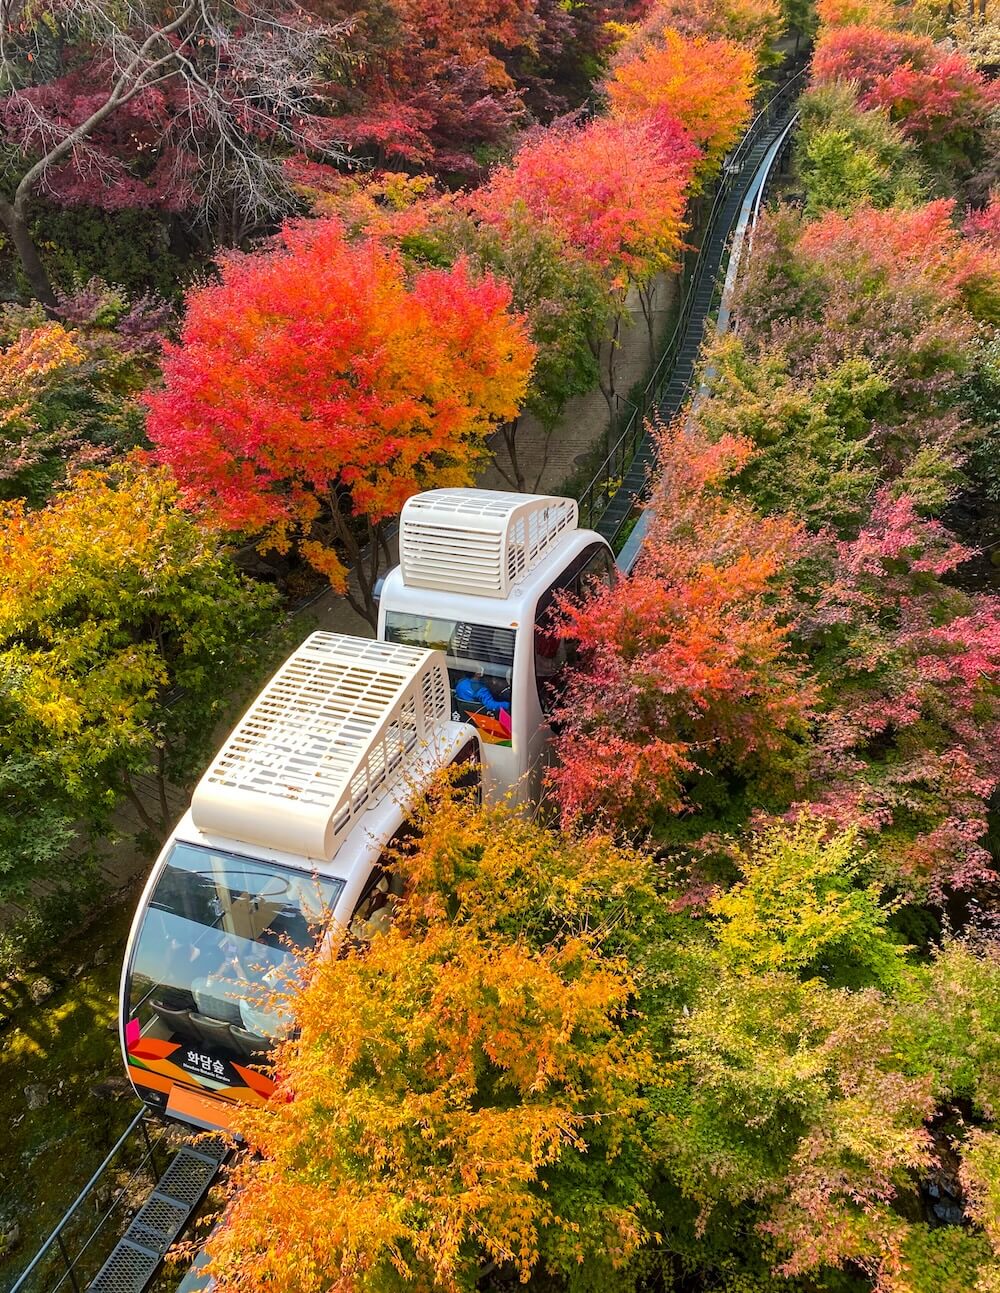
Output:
top-left (327, 502), bottom-right (381, 630)
top-left (121, 769), bottom-right (162, 835)
top-left (0, 199), bottom-right (56, 310)
top-left (154, 745), bottom-right (171, 833)
top-left (500, 417), bottom-right (526, 492)
top-left (590, 311), bottom-right (624, 447)
top-left (589, 331), bottom-right (616, 425)
top-left (530, 422), bottom-right (557, 493)
top-left (637, 280), bottom-right (658, 365)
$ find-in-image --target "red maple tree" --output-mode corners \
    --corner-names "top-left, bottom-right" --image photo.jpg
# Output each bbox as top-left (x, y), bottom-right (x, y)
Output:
top-left (146, 218), bottom-right (534, 624)
top-left (965, 191), bottom-right (1000, 251)
top-left (308, 0), bottom-right (641, 174)
top-left (811, 25), bottom-right (938, 94)
top-left (797, 489), bottom-right (1000, 896)
top-left (550, 422), bottom-right (813, 831)
top-left (861, 51), bottom-right (997, 147)
top-left (472, 110), bottom-right (700, 288)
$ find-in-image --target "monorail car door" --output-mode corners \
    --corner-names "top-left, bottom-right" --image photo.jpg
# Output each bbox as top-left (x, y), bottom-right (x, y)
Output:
top-left (522, 538), bottom-right (616, 792)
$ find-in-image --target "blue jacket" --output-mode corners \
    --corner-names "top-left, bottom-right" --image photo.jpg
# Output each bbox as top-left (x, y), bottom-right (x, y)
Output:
top-left (455, 675), bottom-right (506, 715)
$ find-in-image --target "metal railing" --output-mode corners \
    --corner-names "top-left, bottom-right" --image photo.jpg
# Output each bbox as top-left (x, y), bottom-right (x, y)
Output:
top-left (9, 1112), bottom-right (175, 1293)
top-left (615, 105), bottom-right (804, 575)
top-left (746, 110), bottom-right (800, 260)
top-left (577, 66), bottom-right (806, 535)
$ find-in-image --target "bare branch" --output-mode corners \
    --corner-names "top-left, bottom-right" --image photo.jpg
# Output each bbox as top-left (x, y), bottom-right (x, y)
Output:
top-left (3, 0), bottom-right (349, 223)
top-left (11, 1), bottom-right (197, 211)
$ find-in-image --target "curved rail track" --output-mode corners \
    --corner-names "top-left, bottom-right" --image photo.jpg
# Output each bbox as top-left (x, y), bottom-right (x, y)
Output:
top-left (579, 67), bottom-right (805, 556)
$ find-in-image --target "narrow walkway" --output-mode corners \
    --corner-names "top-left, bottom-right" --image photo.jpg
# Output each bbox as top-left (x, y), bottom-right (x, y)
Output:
top-left (88, 1138), bottom-right (227, 1293)
top-left (478, 272), bottom-right (680, 497)
top-left (595, 83), bottom-right (804, 543)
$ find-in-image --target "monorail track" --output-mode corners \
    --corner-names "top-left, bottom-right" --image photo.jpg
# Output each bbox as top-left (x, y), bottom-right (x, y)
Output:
top-left (584, 66), bottom-right (805, 560)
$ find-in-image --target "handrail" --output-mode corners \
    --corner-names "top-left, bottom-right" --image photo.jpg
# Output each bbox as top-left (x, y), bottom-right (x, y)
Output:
top-left (9, 1111), bottom-right (172, 1293)
top-left (746, 110), bottom-right (800, 269)
top-left (577, 66), bottom-right (806, 533)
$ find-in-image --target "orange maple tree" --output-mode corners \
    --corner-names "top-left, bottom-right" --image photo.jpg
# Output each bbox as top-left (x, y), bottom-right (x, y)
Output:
top-left (146, 218), bottom-right (534, 625)
top-left (206, 788), bottom-right (658, 1293)
top-left (472, 110), bottom-right (700, 289)
top-left (605, 27), bottom-right (757, 175)
top-left (0, 323), bottom-right (83, 426)
top-left (550, 421), bottom-right (813, 832)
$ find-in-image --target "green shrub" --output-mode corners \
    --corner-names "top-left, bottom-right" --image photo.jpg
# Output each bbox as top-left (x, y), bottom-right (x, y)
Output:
top-left (0, 862), bottom-right (106, 980)
top-left (699, 336), bottom-right (890, 532)
top-left (796, 83), bottom-right (926, 215)
top-left (0, 207), bottom-right (204, 303)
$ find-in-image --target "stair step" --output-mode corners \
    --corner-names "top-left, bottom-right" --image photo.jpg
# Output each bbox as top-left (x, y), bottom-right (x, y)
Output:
top-left (587, 99), bottom-right (801, 538)
top-left (89, 1140), bottom-right (228, 1293)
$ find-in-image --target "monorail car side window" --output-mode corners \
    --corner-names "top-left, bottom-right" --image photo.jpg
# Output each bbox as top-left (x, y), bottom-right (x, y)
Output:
top-left (534, 542), bottom-right (614, 718)
top-left (579, 543), bottom-right (615, 590)
top-left (349, 869), bottom-right (394, 941)
top-left (384, 612), bottom-right (516, 715)
top-left (345, 816), bottom-right (425, 946)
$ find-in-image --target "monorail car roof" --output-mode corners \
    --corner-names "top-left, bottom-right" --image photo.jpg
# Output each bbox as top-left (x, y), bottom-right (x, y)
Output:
top-left (399, 489), bottom-right (578, 600)
top-left (190, 632), bottom-right (450, 862)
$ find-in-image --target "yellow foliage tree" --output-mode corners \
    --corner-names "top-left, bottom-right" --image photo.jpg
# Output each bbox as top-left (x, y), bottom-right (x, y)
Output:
top-left (815, 0), bottom-right (899, 27)
top-left (207, 789), bottom-right (664, 1293)
top-left (0, 460), bottom-right (280, 835)
top-left (0, 322), bottom-right (82, 427)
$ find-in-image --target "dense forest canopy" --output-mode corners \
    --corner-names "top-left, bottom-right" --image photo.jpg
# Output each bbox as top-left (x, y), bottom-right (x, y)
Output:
top-left (0, 0), bottom-right (999, 1287)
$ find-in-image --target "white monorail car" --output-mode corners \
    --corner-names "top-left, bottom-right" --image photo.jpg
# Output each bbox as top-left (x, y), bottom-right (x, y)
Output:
top-left (379, 489), bottom-right (614, 801)
top-left (120, 490), bottom-right (613, 1133)
top-left (119, 633), bottom-right (479, 1132)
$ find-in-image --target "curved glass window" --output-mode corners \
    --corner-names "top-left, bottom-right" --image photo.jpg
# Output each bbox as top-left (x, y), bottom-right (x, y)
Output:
top-left (534, 543), bottom-right (615, 718)
top-left (126, 843), bottom-right (342, 1091)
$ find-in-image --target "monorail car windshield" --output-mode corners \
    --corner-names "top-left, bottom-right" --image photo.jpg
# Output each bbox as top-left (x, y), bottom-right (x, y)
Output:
top-left (123, 842), bottom-right (340, 1118)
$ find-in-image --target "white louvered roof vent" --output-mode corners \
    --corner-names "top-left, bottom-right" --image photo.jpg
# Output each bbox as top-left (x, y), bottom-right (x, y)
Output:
top-left (399, 489), bottom-right (579, 600)
top-left (191, 632), bottom-right (449, 861)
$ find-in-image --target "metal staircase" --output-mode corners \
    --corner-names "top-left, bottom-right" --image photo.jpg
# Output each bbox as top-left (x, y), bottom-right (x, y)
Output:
top-left (578, 68), bottom-right (805, 546)
top-left (88, 1139), bottom-right (227, 1293)
top-left (9, 1114), bottom-right (228, 1293)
